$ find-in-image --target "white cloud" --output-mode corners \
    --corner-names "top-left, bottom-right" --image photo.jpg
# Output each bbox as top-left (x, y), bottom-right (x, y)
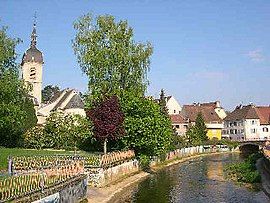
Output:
top-left (247, 49), bottom-right (264, 62)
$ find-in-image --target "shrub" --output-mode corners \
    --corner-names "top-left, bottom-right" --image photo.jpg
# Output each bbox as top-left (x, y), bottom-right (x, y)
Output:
top-left (24, 112), bottom-right (94, 150)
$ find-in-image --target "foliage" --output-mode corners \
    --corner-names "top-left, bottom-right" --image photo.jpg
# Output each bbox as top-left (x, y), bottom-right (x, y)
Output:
top-left (118, 92), bottom-right (174, 157)
top-left (24, 112), bottom-right (93, 150)
top-left (225, 153), bottom-right (262, 184)
top-left (41, 85), bottom-right (60, 103)
top-left (0, 25), bottom-right (21, 75)
top-left (0, 25), bottom-right (37, 147)
top-left (159, 89), bottom-right (168, 116)
top-left (86, 95), bottom-right (125, 153)
top-left (139, 154), bottom-right (151, 171)
top-left (186, 112), bottom-right (208, 145)
top-left (73, 13), bottom-right (153, 105)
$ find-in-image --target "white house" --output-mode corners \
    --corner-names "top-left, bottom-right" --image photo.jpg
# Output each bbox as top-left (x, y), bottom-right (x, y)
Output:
top-left (165, 96), bottom-right (182, 115)
top-left (223, 104), bottom-right (270, 141)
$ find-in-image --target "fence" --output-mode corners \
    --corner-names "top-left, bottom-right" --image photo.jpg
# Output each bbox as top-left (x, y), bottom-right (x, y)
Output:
top-left (0, 162), bottom-right (84, 202)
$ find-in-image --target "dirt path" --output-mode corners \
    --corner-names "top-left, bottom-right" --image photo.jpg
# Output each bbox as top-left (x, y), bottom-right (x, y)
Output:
top-left (87, 172), bottom-right (149, 203)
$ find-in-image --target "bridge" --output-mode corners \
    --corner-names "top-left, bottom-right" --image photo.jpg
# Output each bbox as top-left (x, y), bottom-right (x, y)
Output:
top-left (237, 138), bottom-right (270, 155)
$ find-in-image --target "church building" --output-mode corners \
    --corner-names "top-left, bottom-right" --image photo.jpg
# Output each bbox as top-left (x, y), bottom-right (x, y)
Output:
top-left (21, 22), bottom-right (85, 125)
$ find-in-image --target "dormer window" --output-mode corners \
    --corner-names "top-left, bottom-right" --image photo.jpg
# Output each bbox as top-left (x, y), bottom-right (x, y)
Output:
top-left (30, 67), bottom-right (36, 79)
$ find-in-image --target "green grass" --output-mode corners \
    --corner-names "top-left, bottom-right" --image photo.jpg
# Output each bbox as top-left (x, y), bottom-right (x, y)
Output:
top-left (0, 147), bottom-right (91, 171)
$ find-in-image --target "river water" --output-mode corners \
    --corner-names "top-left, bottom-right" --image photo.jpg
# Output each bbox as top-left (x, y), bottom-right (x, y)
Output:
top-left (116, 153), bottom-right (269, 203)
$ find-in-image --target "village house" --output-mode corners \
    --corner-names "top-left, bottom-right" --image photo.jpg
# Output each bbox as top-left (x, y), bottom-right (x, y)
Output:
top-left (170, 114), bottom-right (189, 136)
top-left (21, 23), bottom-right (85, 125)
top-left (181, 101), bottom-right (226, 140)
top-left (164, 96), bottom-right (182, 115)
top-left (223, 104), bottom-right (270, 141)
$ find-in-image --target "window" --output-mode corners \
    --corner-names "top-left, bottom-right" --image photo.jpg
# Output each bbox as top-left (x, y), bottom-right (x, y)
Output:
top-left (263, 127), bottom-right (269, 132)
top-left (30, 67), bottom-right (36, 80)
top-left (251, 129), bottom-right (256, 133)
top-left (251, 120), bottom-right (256, 125)
top-left (234, 122), bottom-right (237, 126)
top-left (234, 129), bottom-right (237, 134)
top-left (230, 129), bottom-right (234, 134)
top-left (230, 122), bottom-right (233, 127)
top-left (175, 125), bottom-right (179, 129)
top-left (174, 110), bottom-right (176, 113)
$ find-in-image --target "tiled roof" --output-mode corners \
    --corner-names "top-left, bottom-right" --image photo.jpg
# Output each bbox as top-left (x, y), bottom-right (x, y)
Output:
top-left (255, 106), bottom-right (270, 125)
top-left (224, 105), bottom-right (259, 121)
top-left (170, 114), bottom-right (188, 124)
top-left (181, 104), bottom-right (222, 123)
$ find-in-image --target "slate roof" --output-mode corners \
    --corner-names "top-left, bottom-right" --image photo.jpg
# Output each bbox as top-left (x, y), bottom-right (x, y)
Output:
top-left (224, 105), bottom-right (259, 121)
top-left (64, 94), bottom-right (84, 109)
top-left (21, 46), bottom-right (43, 65)
top-left (181, 104), bottom-right (222, 123)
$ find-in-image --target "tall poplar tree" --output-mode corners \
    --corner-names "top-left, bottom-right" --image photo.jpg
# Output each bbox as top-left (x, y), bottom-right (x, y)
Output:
top-left (72, 14), bottom-right (153, 105)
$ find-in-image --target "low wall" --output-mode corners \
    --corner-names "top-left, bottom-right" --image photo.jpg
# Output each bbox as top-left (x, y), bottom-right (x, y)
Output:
top-left (150, 145), bottom-right (231, 166)
top-left (15, 174), bottom-right (87, 203)
top-left (86, 159), bottom-right (139, 187)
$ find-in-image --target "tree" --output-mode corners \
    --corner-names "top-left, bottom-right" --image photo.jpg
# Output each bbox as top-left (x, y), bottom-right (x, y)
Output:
top-left (86, 95), bottom-right (125, 154)
top-left (117, 92), bottom-right (174, 157)
top-left (73, 14), bottom-right (153, 105)
top-left (42, 85), bottom-right (60, 103)
top-left (187, 112), bottom-right (208, 145)
top-left (159, 89), bottom-right (168, 115)
top-left (0, 24), bottom-right (37, 147)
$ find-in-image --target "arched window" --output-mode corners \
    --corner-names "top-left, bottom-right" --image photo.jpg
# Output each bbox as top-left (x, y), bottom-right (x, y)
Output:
top-left (263, 127), bottom-right (269, 132)
top-left (30, 67), bottom-right (36, 79)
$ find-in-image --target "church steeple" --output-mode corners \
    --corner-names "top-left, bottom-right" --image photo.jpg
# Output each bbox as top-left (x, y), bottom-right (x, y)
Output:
top-left (30, 23), bottom-right (37, 47)
top-left (21, 14), bottom-right (44, 105)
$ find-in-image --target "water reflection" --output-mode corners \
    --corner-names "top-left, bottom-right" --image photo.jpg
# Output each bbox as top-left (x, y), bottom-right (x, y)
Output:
top-left (116, 153), bottom-right (269, 203)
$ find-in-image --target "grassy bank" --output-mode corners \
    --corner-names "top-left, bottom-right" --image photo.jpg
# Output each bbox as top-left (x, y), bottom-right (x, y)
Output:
top-left (225, 153), bottom-right (262, 185)
top-left (0, 147), bottom-right (90, 171)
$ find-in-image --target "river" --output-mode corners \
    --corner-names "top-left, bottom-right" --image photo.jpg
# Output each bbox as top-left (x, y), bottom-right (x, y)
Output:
top-left (115, 153), bottom-right (269, 203)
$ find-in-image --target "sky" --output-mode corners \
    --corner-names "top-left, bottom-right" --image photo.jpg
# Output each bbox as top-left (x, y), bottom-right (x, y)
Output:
top-left (1, 0), bottom-right (270, 110)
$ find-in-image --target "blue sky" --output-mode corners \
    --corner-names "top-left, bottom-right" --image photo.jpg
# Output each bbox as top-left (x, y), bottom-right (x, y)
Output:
top-left (1, 0), bottom-right (270, 110)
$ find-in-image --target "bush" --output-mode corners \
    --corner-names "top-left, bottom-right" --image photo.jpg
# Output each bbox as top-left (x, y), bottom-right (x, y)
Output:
top-left (139, 154), bottom-right (151, 171)
top-left (24, 112), bottom-right (94, 150)
top-left (225, 153), bottom-right (262, 184)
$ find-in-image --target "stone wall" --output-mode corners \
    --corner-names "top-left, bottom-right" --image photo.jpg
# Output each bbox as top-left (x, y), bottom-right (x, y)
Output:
top-left (15, 175), bottom-right (87, 203)
top-left (87, 159), bottom-right (139, 187)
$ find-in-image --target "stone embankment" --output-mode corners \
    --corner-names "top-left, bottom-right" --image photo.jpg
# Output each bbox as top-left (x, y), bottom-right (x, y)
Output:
top-left (87, 145), bottom-right (234, 203)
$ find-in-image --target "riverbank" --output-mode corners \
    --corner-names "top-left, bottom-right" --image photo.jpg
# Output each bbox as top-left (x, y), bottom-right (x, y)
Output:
top-left (86, 151), bottom-right (235, 203)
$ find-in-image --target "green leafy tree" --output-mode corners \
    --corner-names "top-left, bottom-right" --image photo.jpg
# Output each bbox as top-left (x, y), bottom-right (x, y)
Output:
top-left (118, 92), bottom-right (174, 157)
top-left (42, 85), bottom-right (60, 103)
top-left (187, 112), bottom-right (208, 145)
top-left (0, 24), bottom-right (37, 147)
top-left (72, 13), bottom-right (153, 105)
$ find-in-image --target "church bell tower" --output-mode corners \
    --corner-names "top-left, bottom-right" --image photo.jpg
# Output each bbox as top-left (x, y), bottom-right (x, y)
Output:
top-left (21, 20), bottom-right (44, 104)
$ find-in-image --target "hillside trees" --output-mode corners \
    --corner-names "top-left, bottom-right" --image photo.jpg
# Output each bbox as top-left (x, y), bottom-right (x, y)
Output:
top-left (0, 24), bottom-right (37, 147)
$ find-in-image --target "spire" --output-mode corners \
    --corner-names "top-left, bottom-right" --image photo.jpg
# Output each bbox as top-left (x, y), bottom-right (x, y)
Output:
top-left (31, 12), bottom-right (37, 47)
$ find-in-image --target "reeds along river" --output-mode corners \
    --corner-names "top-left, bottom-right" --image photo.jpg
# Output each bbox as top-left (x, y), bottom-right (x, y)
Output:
top-left (115, 153), bottom-right (269, 203)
